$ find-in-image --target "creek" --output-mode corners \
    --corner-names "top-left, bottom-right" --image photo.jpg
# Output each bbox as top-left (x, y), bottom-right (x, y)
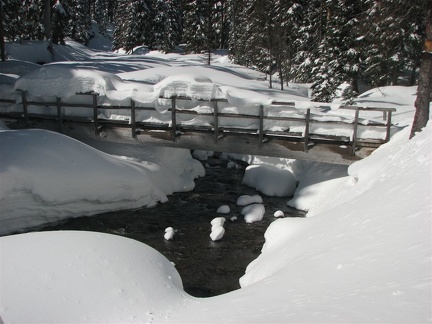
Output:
top-left (37, 155), bottom-right (305, 297)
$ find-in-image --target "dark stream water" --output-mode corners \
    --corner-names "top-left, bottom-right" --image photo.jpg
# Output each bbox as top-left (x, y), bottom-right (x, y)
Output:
top-left (37, 156), bottom-right (305, 297)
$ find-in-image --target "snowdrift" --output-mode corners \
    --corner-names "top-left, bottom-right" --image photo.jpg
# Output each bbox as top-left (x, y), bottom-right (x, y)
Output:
top-left (0, 128), bottom-right (204, 235)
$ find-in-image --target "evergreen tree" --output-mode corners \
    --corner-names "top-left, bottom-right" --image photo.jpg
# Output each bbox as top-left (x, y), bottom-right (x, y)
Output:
top-left (362, 0), bottom-right (425, 87)
top-left (308, 0), bottom-right (363, 102)
top-left (150, 0), bottom-right (182, 52)
top-left (182, 0), bottom-right (209, 53)
top-left (52, 0), bottom-right (69, 45)
top-left (2, 0), bottom-right (22, 41)
top-left (212, 0), bottom-right (229, 49)
top-left (67, 0), bottom-right (92, 45)
top-left (113, 0), bottom-right (153, 52)
top-left (94, 0), bottom-right (110, 37)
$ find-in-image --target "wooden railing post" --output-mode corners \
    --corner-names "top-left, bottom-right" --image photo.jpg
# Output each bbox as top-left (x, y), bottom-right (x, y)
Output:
top-left (304, 108), bottom-right (310, 152)
top-left (259, 105), bottom-right (264, 147)
top-left (92, 93), bottom-right (99, 135)
top-left (385, 111), bottom-right (392, 142)
top-left (213, 99), bottom-right (219, 143)
top-left (171, 97), bottom-right (177, 142)
top-left (130, 99), bottom-right (136, 138)
top-left (56, 97), bottom-right (63, 133)
top-left (21, 90), bottom-right (29, 128)
top-left (352, 107), bottom-right (360, 155)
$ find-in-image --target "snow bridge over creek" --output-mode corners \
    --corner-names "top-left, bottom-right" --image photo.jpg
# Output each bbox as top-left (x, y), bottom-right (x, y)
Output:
top-left (0, 91), bottom-right (399, 165)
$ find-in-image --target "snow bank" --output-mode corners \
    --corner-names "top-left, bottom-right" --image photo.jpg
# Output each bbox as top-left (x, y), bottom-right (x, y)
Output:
top-left (243, 164), bottom-right (297, 197)
top-left (287, 161), bottom-right (348, 211)
top-left (0, 129), bottom-right (202, 235)
top-left (0, 231), bottom-right (185, 323)
top-left (14, 65), bottom-right (120, 99)
top-left (237, 124), bottom-right (431, 322)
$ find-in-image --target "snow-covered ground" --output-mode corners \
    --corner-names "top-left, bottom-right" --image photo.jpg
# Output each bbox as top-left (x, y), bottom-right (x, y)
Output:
top-left (0, 41), bottom-right (431, 323)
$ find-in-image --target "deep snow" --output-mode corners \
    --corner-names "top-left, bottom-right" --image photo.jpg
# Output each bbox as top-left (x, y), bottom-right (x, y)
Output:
top-left (0, 40), bottom-right (431, 323)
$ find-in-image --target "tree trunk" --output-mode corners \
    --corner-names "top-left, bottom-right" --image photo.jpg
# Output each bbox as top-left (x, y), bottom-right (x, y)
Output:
top-left (410, 2), bottom-right (432, 139)
top-left (0, 0), bottom-right (5, 62)
top-left (44, 0), bottom-right (51, 44)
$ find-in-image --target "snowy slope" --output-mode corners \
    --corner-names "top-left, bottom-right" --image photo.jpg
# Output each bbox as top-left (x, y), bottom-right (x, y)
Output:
top-left (1, 123), bottom-right (430, 323)
top-left (0, 40), bottom-right (431, 323)
top-left (0, 128), bottom-right (204, 235)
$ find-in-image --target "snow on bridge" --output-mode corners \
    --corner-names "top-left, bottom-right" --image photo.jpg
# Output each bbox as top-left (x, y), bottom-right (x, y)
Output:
top-left (0, 63), bottom-right (409, 165)
top-left (0, 90), bottom-right (398, 165)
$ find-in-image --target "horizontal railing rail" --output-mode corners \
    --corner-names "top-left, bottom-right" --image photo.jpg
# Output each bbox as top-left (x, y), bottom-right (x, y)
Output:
top-left (0, 90), bottom-right (398, 155)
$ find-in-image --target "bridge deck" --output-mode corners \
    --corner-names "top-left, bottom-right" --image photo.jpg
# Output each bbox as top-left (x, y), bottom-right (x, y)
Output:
top-left (0, 92), bottom-right (398, 165)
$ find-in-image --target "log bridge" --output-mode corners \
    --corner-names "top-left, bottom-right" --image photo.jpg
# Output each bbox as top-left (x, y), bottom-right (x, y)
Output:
top-left (0, 91), bottom-right (399, 165)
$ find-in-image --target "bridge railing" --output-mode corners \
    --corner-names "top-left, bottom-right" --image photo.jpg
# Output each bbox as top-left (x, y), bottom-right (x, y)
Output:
top-left (0, 91), bottom-right (398, 155)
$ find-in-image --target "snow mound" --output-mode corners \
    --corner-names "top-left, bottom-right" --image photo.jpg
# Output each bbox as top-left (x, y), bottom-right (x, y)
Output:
top-left (210, 225), bottom-right (225, 241)
top-left (217, 205), bottom-right (230, 214)
top-left (13, 65), bottom-right (124, 99)
top-left (287, 162), bottom-right (348, 211)
top-left (154, 74), bottom-right (217, 101)
top-left (238, 124), bottom-right (431, 322)
top-left (236, 194), bottom-right (263, 206)
top-left (243, 164), bottom-right (297, 197)
top-left (164, 227), bottom-right (176, 241)
top-left (241, 204), bottom-right (265, 223)
top-left (0, 129), bottom-right (169, 235)
top-left (273, 210), bottom-right (284, 218)
top-left (0, 231), bottom-right (185, 323)
top-left (211, 217), bottom-right (226, 227)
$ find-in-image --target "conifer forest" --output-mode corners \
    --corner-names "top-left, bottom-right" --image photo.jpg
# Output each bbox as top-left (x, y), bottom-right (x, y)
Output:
top-left (1, 0), bottom-right (431, 103)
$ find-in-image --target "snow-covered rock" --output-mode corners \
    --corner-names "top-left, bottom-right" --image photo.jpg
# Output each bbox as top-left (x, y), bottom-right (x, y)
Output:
top-left (243, 164), bottom-right (297, 197)
top-left (216, 205), bottom-right (230, 214)
top-left (241, 204), bottom-right (265, 223)
top-left (273, 210), bottom-right (284, 218)
top-left (210, 217), bottom-right (226, 228)
top-left (236, 194), bottom-right (263, 206)
top-left (192, 150), bottom-right (214, 161)
top-left (210, 225), bottom-right (225, 241)
top-left (164, 227), bottom-right (176, 241)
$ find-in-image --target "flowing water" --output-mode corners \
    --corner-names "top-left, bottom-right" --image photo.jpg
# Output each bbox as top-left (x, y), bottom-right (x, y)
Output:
top-left (37, 156), bottom-right (305, 297)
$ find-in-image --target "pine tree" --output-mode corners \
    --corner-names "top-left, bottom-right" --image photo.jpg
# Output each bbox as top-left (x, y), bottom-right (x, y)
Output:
top-left (67, 0), bottom-right (92, 45)
top-left (3, 0), bottom-right (30, 41)
top-left (362, 0), bottom-right (425, 87)
top-left (52, 0), bottom-right (69, 45)
top-left (113, 0), bottom-right (154, 52)
top-left (309, 0), bottom-right (364, 102)
top-left (182, 0), bottom-right (209, 53)
top-left (94, 0), bottom-right (110, 37)
top-left (212, 0), bottom-right (230, 49)
top-left (150, 0), bottom-right (182, 52)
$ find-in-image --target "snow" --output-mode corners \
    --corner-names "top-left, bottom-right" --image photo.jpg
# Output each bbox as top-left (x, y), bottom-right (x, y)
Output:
top-left (192, 149), bottom-right (214, 161)
top-left (210, 217), bottom-right (226, 241)
top-left (273, 210), bottom-right (284, 218)
top-left (210, 225), bottom-right (225, 241)
top-left (0, 231), bottom-right (186, 323)
top-left (0, 128), bottom-right (203, 235)
top-left (210, 217), bottom-right (226, 227)
top-left (216, 205), bottom-right (230, 214)
top-left (0, 40), bottom-right (431, 323)
top-left (164, 227), bottom-right (176, 241)
top-left (236, 194), bottom-right (263, 206)
top-left (243, 164), bottom-right (297, 197)
top-left (241, 204), bottom-right (266, 223)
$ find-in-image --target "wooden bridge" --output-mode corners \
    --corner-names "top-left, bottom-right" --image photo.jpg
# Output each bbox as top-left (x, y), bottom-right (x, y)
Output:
top-left (0, 91), bottom-right (399, 165)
